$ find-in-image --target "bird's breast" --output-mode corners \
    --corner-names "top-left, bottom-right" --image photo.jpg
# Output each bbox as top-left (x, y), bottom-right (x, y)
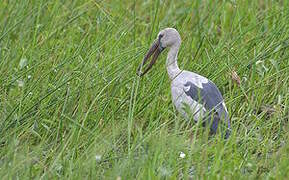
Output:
top-left (171, 84), bottom-right (206, 122)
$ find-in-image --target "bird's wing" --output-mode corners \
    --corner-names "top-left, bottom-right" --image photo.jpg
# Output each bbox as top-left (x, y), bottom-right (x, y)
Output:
top-left (183, 80), bottom-right (229, 135)
top-left (183, 80), bottom-right (224, 111)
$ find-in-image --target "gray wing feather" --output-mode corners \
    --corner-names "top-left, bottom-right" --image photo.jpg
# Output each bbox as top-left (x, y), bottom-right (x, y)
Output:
top-left (184, 81), bottom-right (230, 137)
top-left (184, 81), bottom-right (224, 112)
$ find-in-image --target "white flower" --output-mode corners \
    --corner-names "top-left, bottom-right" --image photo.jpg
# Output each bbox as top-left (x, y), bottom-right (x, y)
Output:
top-left (179, 151), bottom-right (186, 158)
top-left (27, 75), bottom-right (32, 79)
top-left (95, 155), bottom-right (102, 161)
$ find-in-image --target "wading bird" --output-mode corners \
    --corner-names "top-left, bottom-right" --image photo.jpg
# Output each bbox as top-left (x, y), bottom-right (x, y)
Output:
top-left (137, 28), bottom-right (231, 138)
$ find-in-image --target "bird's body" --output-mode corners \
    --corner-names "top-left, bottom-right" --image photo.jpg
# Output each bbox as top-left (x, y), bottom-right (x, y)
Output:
top-left (171, 70), bottom-right (230, 135)
top-left (138, 28), bottom-right (231, 138)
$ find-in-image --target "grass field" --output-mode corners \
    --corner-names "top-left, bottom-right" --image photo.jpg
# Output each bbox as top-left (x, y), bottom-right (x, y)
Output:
top-left (1, 0), bottom-right (289, 179)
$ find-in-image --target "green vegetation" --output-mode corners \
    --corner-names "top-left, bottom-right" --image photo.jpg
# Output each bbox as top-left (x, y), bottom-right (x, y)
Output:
top-left (1, 0), bottom-right (289, 179)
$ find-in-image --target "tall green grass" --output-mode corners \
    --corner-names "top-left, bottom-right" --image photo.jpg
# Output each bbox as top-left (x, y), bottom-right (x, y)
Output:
top-left (0, 0), bottom-right (289, 179)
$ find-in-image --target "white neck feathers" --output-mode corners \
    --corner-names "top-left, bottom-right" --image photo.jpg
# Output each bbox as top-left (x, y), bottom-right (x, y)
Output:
top-left (166, 43), bottom-right (181, 80)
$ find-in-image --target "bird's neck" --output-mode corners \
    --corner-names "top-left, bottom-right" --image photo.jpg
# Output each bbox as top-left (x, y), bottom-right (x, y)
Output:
top-left (166, 43), bottom-right (181, 80)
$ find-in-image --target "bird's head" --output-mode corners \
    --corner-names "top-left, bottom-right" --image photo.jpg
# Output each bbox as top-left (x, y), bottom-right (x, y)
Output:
top-left (158, 28), bottom-right (181, 49)
top-left (137, 28), bottom-right (181, 76)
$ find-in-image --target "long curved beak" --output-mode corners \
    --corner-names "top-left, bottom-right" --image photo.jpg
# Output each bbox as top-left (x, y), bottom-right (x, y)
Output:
top-left (137, 39), bottom-right (164, 76)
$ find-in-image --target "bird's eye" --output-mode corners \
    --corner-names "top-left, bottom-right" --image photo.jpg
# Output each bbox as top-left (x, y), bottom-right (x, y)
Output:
top-left (159, 34), bottom-right (164, 39)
